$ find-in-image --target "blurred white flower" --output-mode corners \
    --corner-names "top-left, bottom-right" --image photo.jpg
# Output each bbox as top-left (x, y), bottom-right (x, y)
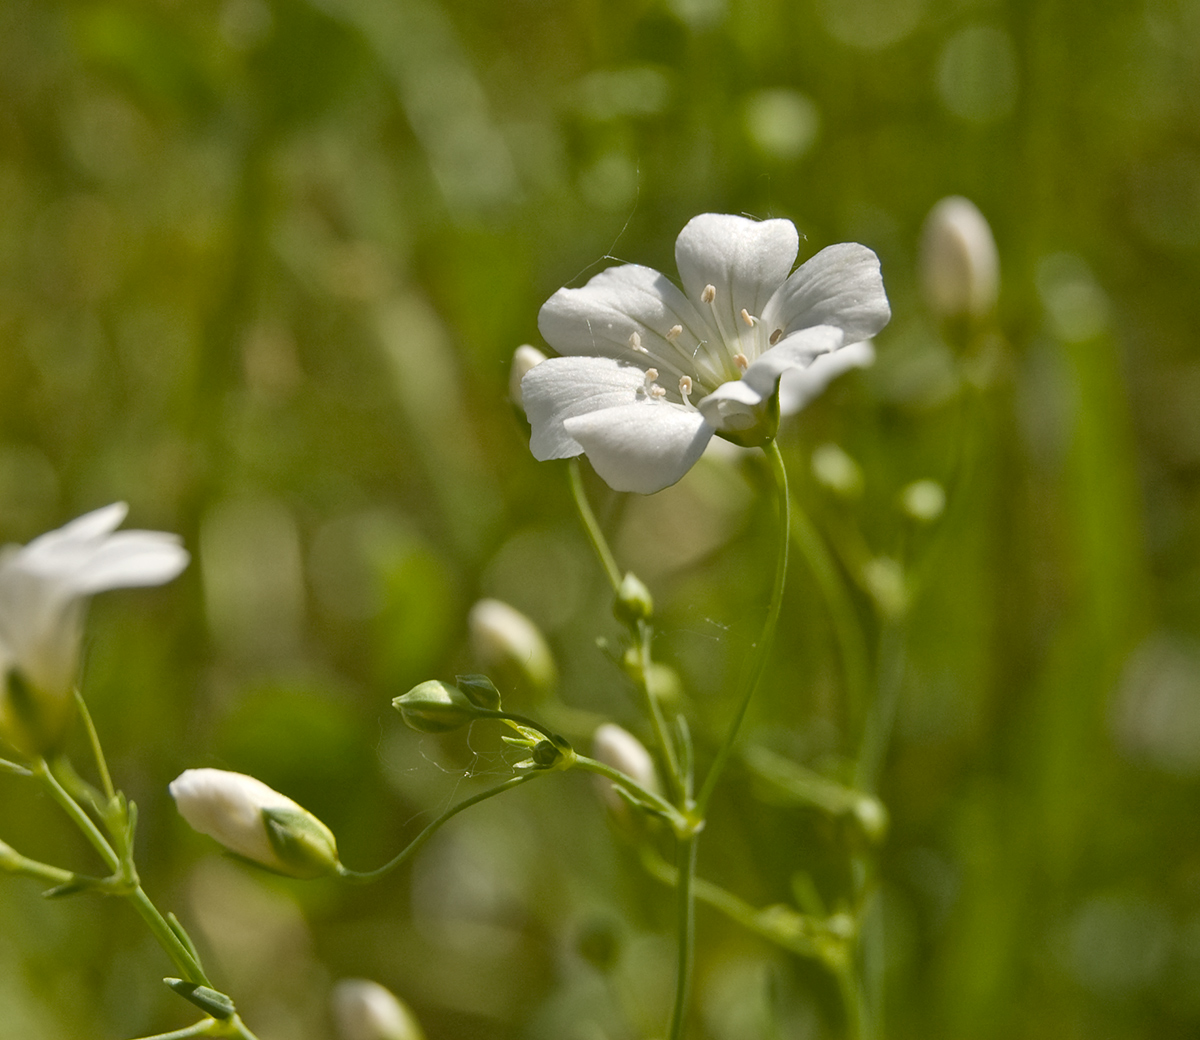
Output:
top-left (170, 768), bottom-right (339, 879)
top-left (919, 196), bottom-right (999, 320)
top-left (591, 723), bottom-right (660, 812)
top-left (523, 213), bottom-right (891, 493)
top-left (467, 598), bottom-right (557, 695)
top-left (0, 502), bottom-right (189, 757)
top-left (332, 979), bottom-right (426, 1040)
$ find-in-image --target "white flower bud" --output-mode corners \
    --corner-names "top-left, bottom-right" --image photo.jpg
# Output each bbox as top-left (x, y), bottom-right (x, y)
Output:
top-left (170, 769), bottom-right (339, 879)
top-left (919, 196), bottom-right (999, 320)
top-left (467, 599), bottom-right (557, 696)
top-left (591, 723), bottom-right (659, 812)
top-left (509, 344), bottom-right (547, 413)
top-left (332, 979), bottom-right (425, 1040)
top-left (901, 479), bottom-right (946, 523)
top-left (811, 443), bottom-right (864, 499)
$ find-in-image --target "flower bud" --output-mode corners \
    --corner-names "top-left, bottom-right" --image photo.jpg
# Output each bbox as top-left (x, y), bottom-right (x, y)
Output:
top-left (811, 442), bottom-right (864, 499)
top-left (467, 599), bottom-right (557, 697)
top-left (0, 837), bottom-right (20, 870)
top-left (509, 344), bottom-right (547, 414)
top-left (919, 196), bottom-right (999, 320)
top-left (591, 723), bottom-right (660, 812)
top-left (454, 673), bottom-right (502, 711)
top-left (862, 557), bottom-right (909, 620)
top-left (169, 769), bottom-right (339, 879)
top-left (332, 979), bottom-right (426, 1040)
top-left (614, 572), bottom-right (653, 625)
top-left (901, 479), bottom-right (946, 523)
top-left (393, 680), bottom-right (477, 733)
top-left (851, 795), bottom-right (889, 845)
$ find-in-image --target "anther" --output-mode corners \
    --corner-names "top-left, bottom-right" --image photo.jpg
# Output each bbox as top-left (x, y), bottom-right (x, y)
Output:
top-left (629, 330), bottom-right (648, 353)
top-left (679, 375), bottom-right (693, 405)
top-left (701, 284), bottom-right (716, 304)
top-left (650, 385), bottom-right (667, 398)
top-left (769, 328), bottom-right (784, 345)
top-left (666, 325), bottom-right (683, 342)
top-left (740, 308), bottom-right (757, 327)
top-left (733, 353), bottom-right (749, 371)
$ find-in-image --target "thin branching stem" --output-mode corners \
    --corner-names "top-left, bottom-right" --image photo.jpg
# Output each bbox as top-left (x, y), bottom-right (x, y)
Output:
top-left (337, 773), bottom-right (541, 883)
top-left (696, 439), bottom-right (791, 815)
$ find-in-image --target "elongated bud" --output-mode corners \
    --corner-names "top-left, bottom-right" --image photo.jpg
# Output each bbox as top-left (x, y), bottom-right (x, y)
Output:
top-left (332, 979), bottom-right (426, 1040)
top-left (393, 680), bottom-right (477, 733)
top-left (919, 196), bottom-right (999, 320)
top-left (455, 673), bottom-right (502, 711)
top-left (510, 344), bottom-right (547, 414)
top-left (467, 599), bottom-right (557, 697)
top-left (169, 769), bottom-right (339, 879)
top-left (614, 572), bottom-right (653, 625)
top-left (591, 723), bottom-right (660, 812)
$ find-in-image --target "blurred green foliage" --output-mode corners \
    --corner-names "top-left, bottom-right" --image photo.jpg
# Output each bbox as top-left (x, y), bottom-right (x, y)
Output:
top-left (3, 0), bottom-right (1200, 1037)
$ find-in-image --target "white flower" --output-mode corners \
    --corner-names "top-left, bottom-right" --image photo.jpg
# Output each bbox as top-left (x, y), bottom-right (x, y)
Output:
top-left (332, 979), bottom-right (426, 1040)
top-left (522, 213), bottom-right (890, 493)
top-left (919, 196), bottom-right (999, 320)
top-left (170, 768), bottom-right (339, 878)
top-left (0, 502), bottom-right (189, 756)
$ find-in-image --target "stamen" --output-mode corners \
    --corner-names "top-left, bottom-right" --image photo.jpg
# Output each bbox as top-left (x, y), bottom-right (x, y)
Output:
top-left (679, 375), bottom-right (693, 406)
top-left (629, 330), bottom-right (648, 354)
top-left (740, 308), bottom-right (757, 327)
top-left (769, 328), bottom-right (784, 345)
top-left (701, 284), bottom-right (716, 304)
top-left (665, 325), bottom-right (683, 342)
top-left (650, 385), bottom-right (667, 398)
top-left (643, 367), bottom-right (659, 390)
top-left (733, 353), bottom-right (749, 371)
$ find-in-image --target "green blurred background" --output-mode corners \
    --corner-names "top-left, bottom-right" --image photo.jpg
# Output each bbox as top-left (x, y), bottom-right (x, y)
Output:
top-left (2, 0), bottom-right (1199, 1037)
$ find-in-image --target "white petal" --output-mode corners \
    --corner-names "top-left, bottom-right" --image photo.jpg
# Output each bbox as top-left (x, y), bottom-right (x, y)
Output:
top-left (740, 325), bottom-right (845, 399)
top-left (674, 215), bottom-right (799, 334)
top-left (696, 378), bottom-right (768, 434)
top-left (17, 503), bottom-right (129, 574)
top-left (563, 401), bottom-right (713, 494)
top-left (761, 243), bottom-right (891, 345)
top-left (779, 339), bottom-right (875, 415)
top-left (522, 356), bottom-right (649, 460)
top-left (65, 532), bottom-right (190, 595)
top-left (537, 264), bottom-right (712, 382)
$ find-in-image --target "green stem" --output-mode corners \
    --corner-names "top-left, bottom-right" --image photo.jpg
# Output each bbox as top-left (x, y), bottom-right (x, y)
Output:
top-left (696, 440), bottom-right (791, 815)
top-left (128, 886), bottom-right (211, 985)
top-left (338, 773), bottom-right (541, 883)
top-left (33, 758), bottom-right (209, 985)
top-left (33, 758), bottom-right (120, 874)
top-left (835, 961), bottom-right (866, 1040)
top-left (854, 621), bottom-right (905, 795)
top-left (790, 498), bottom-right (871, 734)
top-left (1, 756), bottom-right (33, 777)
top-left (75, 690), bottom-right (116, 801)
top-left (128, 1020), bottom-right (221, 1040)
top-left (0, 845), bottom-right (77, 887)
top-left (571, 755), bottom-right (689, 831)
top-left (666, 833), bottom-right (698, 1040)
top-left (569, 459), bottom-right (622, 592)
top-left (566, 460), bottom-right (683, 796)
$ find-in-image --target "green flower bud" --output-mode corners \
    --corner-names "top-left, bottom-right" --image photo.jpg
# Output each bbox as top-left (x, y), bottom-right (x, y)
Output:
top-left (614, 572), bottom-right (654, 625)
top-left (170, 769), bottom-right (339, 879)
top-left (455, 673), bottom-right (502, 711)
top-left (393, 680), bottom-right (477, 733)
